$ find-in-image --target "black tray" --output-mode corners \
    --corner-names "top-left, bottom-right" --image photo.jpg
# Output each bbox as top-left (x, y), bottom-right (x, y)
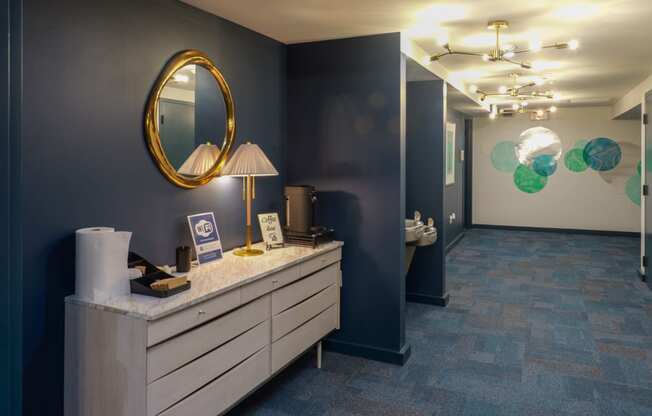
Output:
top-left (128, 252), bottom-right (191, 298)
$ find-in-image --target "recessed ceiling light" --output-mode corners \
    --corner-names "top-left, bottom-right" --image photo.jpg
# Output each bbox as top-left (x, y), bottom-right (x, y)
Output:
top-left (469, 84), bottom-right (479, 93)
top-left (173, 74), bottom-right (190, 83)
top-left (498, 85), bottom-right (508, 94)
top-left (549, 106), bottom-right (558, 113)
top-left (512, 103), bottom-right (520, 110)
top-left (568, 39), bottom-right (580, 50)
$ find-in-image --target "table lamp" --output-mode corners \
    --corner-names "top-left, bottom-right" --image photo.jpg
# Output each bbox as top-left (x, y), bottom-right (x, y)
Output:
top-left (177, 142), bottom-right (221, 177)
top-left (221, 141), bottom-right (278, 256)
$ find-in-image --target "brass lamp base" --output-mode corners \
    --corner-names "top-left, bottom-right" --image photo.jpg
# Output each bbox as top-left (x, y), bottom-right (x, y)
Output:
top-left (233, 248), bottom-right (265, 257)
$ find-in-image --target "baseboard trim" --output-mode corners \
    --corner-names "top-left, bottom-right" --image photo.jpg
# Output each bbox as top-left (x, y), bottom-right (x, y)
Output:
top-left (445, 232), bottom-right (465, 254)
top-left (323, 339), bottom-right (412, 366)
top-left (472, 224), bottom-right (639, 238)
top-left (406, 292), bottom-right (450, 307)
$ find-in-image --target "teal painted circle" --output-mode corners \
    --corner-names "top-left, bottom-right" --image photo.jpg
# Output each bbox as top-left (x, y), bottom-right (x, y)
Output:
top-left (564, 148), bottom-right (588, 172)
top-left (626, 175), bottom-right (641, 206)
top-left (514, 164), bottom-right (547, 193)
top-left (532, 154), bottom-right (557, 177)
top-left (583, 138), bottom-right (621, 171)
top-left (491, 141), bottom-right (519, 172)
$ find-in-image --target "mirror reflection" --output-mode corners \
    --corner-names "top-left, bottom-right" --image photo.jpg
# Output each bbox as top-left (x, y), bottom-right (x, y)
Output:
top-left (158, 64), bottom-right (227, 177)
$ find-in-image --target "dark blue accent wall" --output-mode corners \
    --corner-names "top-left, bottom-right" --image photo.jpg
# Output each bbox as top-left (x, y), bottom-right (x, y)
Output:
top-left (2, 0), bottom-right (22, 415)
top-left (287, 33), bottom-right (410, 363)
top-left (444, 108), bottom-right (466, 248)
top-left (21, 1), bottom-right (285, 414)
top-left (195, 67), bottom-right (226, 146)
top-left (405, 80), bottom-right (448, 305)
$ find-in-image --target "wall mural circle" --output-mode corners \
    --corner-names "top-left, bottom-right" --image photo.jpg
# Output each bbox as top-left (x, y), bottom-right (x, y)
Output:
top-left (532, 154), bottom-right (558, 177)
top-left (626, 174), bottom-right (641, 206)
top-left (564, 148), bottom-right (588, 172)
top-left (491, 141), bottom-right (519, 172)
top-left (513, 164), bottom-right (547, 193)
top-left (583, 138), bottom-right (622, 171)
top-left (515, 127), bottom-right (562, 167)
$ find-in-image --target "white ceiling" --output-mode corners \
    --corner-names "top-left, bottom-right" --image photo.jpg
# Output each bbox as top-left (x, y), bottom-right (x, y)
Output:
top-left (183, 0), bottom-right (652, 109)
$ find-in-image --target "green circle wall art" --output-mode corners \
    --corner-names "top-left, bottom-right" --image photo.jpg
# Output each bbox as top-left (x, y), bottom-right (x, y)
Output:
top-left (491, 141), bottom-right (519, 172)
top-left (513, 164), bottom-right (547, 193)
top-left (626, 174), bottom-right (641, 206)
top-left (564, 148), bottom-right (588, 172)
top-left (583, 138), bottom-right (622, 171)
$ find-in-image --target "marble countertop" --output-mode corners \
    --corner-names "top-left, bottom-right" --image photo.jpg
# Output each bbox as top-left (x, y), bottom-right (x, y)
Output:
top-left (65, 241), bottom-right (343, 321)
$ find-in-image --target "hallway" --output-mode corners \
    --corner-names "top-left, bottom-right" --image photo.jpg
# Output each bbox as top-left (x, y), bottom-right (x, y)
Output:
top-left (233, 229), bottom-right (650, 415)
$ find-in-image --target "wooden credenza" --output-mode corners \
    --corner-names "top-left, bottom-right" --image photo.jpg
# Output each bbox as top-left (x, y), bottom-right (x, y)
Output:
top-left (64, 242), bottom-right (343, 416)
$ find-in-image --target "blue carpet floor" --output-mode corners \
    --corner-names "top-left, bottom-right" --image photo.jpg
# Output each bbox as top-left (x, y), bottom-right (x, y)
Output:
top-left (231, 229), bottom-right (651, 415)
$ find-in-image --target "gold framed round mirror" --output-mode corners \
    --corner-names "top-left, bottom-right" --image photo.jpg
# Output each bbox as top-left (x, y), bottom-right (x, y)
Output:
top-left (145, 50), bottom-right (235, 188)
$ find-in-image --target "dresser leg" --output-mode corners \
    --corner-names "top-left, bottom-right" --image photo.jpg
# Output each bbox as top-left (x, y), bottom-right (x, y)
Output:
top-left (316, 341), bottom-right (322, 369)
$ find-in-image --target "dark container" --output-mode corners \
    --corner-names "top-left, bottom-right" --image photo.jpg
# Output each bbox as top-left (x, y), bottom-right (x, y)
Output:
top-left (284, 185), bottom-right (316, 233)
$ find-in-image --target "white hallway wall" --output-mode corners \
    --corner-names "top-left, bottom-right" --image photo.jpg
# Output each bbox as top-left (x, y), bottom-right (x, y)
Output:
top-left (473, 106), bottom-right (640, 232)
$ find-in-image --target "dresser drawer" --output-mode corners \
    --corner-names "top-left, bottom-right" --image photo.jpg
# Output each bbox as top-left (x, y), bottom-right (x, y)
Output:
top-left (272, 263), bottom-right (338, 316)
top-left (148, 320), bottom-right (269, 416)
top-left (147, 295), bottom-right (269, 383)
top-left (300, 248), bottom-right (341, 277)
top-left (240, 263), bottom-right (301, 304)
top-left (159, 346), bottom-right (270, 416)
top-left (147, 289), bottom-right (241, 347)
top-left (272, 284), bottom-right (338, 342)
top-left (272, 304), bottom-right (338, 373)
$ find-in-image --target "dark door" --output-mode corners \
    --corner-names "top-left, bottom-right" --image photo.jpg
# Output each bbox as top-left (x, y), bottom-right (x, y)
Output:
top-left (159, 99), bottom-right (196, 170)
top-left (646, 91), bottom-right (652, 288)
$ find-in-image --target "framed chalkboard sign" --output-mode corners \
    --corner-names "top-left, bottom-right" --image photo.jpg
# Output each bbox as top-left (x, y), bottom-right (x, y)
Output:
top-left (257, 212), bottom-right (284, 250)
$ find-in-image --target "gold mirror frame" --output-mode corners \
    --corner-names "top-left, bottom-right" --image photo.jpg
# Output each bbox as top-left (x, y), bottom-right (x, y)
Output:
top-left (145, 50), bottom-right (236, 189)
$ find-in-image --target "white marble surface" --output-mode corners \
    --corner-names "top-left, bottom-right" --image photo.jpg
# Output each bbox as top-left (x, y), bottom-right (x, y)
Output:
top-left (65, 241), bottom-right (343, 321)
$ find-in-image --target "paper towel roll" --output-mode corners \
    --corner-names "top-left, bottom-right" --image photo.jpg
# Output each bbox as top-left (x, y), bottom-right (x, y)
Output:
top-left (75, 227), bottom-right (132, 302)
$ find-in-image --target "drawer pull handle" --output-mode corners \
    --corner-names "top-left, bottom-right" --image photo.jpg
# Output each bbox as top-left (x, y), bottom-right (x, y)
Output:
top-left (197, 310), bottom-right (206, 316)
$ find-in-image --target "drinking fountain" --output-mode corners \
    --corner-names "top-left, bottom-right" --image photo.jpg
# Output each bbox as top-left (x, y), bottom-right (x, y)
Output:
top-left (405, 211), bottom-right (438, 276)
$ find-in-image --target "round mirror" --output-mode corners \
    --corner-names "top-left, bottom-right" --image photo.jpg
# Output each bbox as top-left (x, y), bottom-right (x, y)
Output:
top-left (145, 50), bottom-right (235, 188)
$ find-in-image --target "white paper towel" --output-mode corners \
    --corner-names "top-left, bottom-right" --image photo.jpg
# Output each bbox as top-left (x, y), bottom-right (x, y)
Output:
top-left (75, 227), bottom-right (132, 302)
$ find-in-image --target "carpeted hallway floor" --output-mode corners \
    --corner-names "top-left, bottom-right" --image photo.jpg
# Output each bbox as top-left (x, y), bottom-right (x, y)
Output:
top-left (231, 229), bottom-right (651, 415)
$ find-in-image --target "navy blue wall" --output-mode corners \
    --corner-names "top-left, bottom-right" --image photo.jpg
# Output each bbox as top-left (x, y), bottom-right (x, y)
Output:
top-left (21, 1), bottom-right (285, 414)
top-left (195, 67), bottom-right (226, 146)
top-left (2, 1), bottom-right (22, 414)
top-left (287, 33), bottom-right (410, 363)
top-left (405, 80), bottom-right (448, 305)
top-left (444, 108), bottom-right (466, 249)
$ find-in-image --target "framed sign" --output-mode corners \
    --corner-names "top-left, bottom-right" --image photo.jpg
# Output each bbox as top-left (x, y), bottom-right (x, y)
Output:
top-left (445, 122), bottom-right (456, 186)
top-left (187, 212), bottom-right (223, 264)
top-left (257, 212), bottom-right (284, 249)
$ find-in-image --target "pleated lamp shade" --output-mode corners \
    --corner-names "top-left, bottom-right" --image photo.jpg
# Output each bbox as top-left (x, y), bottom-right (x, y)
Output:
top-left (177, 143), bottom-right (221, 177)
top-left (221, 142), bottom-right (278, 177)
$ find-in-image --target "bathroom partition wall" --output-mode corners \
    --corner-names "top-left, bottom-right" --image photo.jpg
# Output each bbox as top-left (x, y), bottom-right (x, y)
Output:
top-left (405, 76), bottom-right (449, 306)
top-left (287, 33), bottom-right (410, 364)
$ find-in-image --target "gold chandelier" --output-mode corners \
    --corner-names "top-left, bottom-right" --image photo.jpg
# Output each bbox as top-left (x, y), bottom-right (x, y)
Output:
top-left (489, 103), bottom-right (558, 119)
top-left (473, 73), bottom-right (555, 103)
top-left (430, 20), bottom-right (579, 69)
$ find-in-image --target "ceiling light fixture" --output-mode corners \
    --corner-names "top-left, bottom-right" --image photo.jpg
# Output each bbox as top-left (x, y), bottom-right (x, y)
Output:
top-left (477, 73), bottom-right (554, 102)
top-left (430, 20), bottom-right (579, 70)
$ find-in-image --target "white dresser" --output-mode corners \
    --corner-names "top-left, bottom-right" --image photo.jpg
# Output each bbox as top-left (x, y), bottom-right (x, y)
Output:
top-left (64, 242), bottom-right (343, 416)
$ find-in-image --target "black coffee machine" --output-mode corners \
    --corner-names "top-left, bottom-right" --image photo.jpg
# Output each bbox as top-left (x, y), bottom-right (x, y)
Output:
top-left (283, 185), bottom-right (333, 248)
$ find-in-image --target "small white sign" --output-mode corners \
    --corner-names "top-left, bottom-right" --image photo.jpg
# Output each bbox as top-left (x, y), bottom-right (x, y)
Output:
top-left (257, 212), bottom-right (284, 247)
top-left (187, 212), bottom-right (223, 264)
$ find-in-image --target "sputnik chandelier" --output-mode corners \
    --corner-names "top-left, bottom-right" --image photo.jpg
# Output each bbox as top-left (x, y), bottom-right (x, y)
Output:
top-left (430, 20), bottom-right (579, 69)
top-left (489, 103), bottom-right (558, 120)
top-left (473, 73), bottom-right (555, 103)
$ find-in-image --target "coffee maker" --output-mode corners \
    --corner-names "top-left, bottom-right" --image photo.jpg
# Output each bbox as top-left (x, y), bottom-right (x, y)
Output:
top-left (283, 185), bottom-right (333, 247)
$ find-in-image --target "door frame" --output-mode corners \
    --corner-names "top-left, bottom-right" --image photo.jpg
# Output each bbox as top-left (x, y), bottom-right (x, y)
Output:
top-left (2, 1), bottom-right (22, 414)
top-left (644, 91), bottom-right (650, 278)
